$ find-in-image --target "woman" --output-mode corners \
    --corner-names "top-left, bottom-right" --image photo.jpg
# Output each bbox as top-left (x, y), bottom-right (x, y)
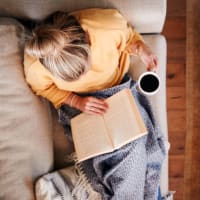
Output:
top-left (24, 9), bottom-right (157, 113)
top-left (24, 8), bottom-right (165, 199)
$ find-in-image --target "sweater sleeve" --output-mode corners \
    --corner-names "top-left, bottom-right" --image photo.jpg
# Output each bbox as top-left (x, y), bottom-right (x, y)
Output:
top-left (34, 83), bottom-right (71, 109)
top-left (24, 54), bottom-right (71, 109)
top-left (72, 8), bottom-right (144, 55)
top-left (125, 26), bottom-right (145, 55)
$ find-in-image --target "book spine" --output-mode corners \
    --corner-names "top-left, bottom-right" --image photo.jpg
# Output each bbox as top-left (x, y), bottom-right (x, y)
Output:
top-left (103, 116), bottom-right (115, 148)
top-left (127, 90), bottom-right (147, 133)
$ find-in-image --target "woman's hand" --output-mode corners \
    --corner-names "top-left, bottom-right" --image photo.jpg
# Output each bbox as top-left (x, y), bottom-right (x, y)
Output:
top-left (70, 95), bottom-right (109, 115)
top-left (139, 44), bottom-right (158, 72)
top-left (132, 41), bottom-right (158, 71)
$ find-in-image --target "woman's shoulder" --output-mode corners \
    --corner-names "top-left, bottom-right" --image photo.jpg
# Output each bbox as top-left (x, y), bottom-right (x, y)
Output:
top-left (24, 54), bottom-right (51, 75)
top-left (71, 8), bottom-right (128, 29)
top-left (23, 53), bottom-right (53, 88)
top-left (71, 8), bottom-right (121, 16)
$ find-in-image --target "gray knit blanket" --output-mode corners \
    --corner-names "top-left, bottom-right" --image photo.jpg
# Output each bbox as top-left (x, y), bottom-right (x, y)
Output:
top-left (58, 74), bottom-right (167, 200)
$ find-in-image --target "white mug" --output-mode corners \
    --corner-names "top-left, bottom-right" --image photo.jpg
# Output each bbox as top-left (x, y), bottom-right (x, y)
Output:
top-left (137, 71), bottom-right (160, 96)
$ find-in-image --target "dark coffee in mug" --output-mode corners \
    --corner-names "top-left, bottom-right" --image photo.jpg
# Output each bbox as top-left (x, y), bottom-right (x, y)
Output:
top-left (137, 72), bottom-right (160, 95)
top-left (140, 74), bottom-right (159, 93)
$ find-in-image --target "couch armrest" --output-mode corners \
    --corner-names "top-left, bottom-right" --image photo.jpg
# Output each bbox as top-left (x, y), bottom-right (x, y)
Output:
top-left (129, 34), bottom-right (169, 196)
top-left (108, 0), bottom-right (167, 33)
top-left (0, 0), bottom-right (166, 33)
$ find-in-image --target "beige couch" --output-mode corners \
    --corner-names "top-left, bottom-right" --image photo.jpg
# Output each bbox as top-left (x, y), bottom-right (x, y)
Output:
top-left (0, 0), bottom-right (169, 199)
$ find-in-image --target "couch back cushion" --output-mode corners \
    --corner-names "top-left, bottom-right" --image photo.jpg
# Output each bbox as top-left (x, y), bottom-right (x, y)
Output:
top-left (0, 0), bottom-right (166, 33)
top-left (0, 18), bottom-right (53, 200)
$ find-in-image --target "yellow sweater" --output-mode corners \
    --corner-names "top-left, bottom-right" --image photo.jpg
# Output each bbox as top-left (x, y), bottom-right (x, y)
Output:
top-left (24, 8), bottom-right (143, 108)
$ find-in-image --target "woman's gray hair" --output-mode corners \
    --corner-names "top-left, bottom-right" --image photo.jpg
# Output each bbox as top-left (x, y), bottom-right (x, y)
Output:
top-left (25, 12), bottom-right (91, 81)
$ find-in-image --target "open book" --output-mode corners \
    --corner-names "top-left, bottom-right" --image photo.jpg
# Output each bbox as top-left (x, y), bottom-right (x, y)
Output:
top-left (71, 88), bottom-right (147, 162)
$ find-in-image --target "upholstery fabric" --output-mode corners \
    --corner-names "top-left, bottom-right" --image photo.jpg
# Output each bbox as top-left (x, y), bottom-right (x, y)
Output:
top-left (0, 0), bottom-right (166, 33)
top-left (0, 0), bottom-right (169, 199)
top-left (0, 18), bottom-right (53, 200)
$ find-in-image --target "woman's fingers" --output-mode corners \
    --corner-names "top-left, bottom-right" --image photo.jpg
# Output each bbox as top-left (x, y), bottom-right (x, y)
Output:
top-left (86, 106), bottom-right (106, 115)
top-left (86, 103), bottom-right (108, 112)
top-left (147, 56), bottom-right (158, 72)
top-left (85, 97), bottom-right (109, 115)
top-left (87, 99), bottom-right (108, 109)
top-left (140, 44), bottom-right (159, 72)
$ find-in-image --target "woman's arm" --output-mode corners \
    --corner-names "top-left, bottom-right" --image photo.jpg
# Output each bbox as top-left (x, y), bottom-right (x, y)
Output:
top-left (24, 54), bottom-right (108, 114)
top-left (28, 80), bottom-right (108, 114)
top-left (124, 28), bottom-right (158, 71)
top-left (131, 40), bottom-right (158, 72)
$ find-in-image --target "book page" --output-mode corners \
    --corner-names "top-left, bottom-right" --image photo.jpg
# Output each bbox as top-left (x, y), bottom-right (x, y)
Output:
top-left (104, 89), bottom-right (147, 149)
top-left (71, 114), bottom-right (113, 162)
